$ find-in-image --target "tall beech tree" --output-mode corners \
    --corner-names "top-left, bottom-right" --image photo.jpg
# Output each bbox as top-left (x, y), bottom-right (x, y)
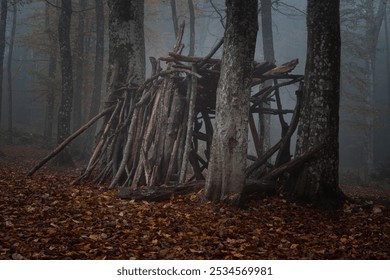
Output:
top-left (291, 0), bottom-right (344, 209)
top-left (259, 0), bottom-right (274, 155)
top-left (7, 0), bottom-right (17, 143)
top-left (57, 0), bottom-right (74, 165)
top-left (205, 0), bottom-right (258, 206)
top-left (85, 0), bottom-right (104, 152)
top-left (0, 0), bottom-right (7, 126)
top-left (73, 0), bottom-right (87, 133)
top-left (43, 2), bottom-right (58, 148)
top-left (106, 0), bottom-right (145, 98)
top-left (102, 0), bottom-right (145, 187)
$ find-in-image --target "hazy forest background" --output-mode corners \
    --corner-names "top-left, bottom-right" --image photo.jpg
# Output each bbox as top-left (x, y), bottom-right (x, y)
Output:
top-left (0, 0), bottom-right (389, 260)
top-left (0, 0), bottom-right (389, 183)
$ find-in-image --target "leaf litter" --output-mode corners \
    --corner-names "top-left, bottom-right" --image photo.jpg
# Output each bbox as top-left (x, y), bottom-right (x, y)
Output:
top-left (0, 144), bottom-right (388, 259)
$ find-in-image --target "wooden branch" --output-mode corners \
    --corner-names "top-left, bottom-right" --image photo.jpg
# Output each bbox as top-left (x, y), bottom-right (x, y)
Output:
top-left (27, 105), bottom-right (115, 177)
top-left (74, 101), bottom-right (123, 185)
top-left (275, 83), bottom-right (303, 166)
top-left (137, 68), bottom-right (202, 94)
top-left (262, 141), bottom-right (326, 181)
top-left (109, 106), bottom-right (140, 188)
top-left (197, 37), bottom-right (224, 68)
top-left (165, 52), bottom-right (221, 64)
top-left (179, 64), bottom-right (198, 183)
top-left (248, 113), bottom-right (261, 157)
top-left (263, 59), bottom-right (299, 76)
top-left (246, 84), bottom-right (303, 177)
top-left (173, 21), bottom-right (185, 54)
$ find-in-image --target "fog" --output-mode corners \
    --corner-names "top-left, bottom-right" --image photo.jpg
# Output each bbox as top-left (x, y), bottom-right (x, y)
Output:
top-left (0, 0), bottom-right (389, 183)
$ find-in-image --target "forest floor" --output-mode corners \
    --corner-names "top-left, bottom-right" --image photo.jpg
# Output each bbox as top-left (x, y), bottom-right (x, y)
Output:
top-left (0, 143), bottom-right (389, 260)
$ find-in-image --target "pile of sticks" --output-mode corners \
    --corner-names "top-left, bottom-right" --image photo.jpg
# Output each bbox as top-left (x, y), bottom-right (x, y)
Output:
top-left (28, 25), bottom-right (304, 197)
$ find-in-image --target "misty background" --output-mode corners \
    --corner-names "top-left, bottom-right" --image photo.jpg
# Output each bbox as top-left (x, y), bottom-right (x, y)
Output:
top-left (0, 0), bottom-right (389, 185)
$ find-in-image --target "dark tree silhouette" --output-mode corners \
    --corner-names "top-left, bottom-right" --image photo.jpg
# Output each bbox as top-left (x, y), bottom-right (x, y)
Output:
top-left (291, 0), bottom-right (344, 209)
top-left (57, 0), bottom-right (74, 165)
top-left (0, 0), bottom-right (7, 126)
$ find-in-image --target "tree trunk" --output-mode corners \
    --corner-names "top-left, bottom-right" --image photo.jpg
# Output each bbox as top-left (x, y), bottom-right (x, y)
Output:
top-left (85, 0), bottom-right (104, 152)
top-left (291, 0), bottom-right (344, 210)
top-left (259, 0), bottom-right (274, 154)
top-left (0, 0), bottom-right (7, 126)
top-left (364, 0), bottom-right (387, 173)
top-left (102, 0), bottom-right (145, 185)
top-left (170, 0), bottom-right (178, 38)
top-left (385, 5), bottom-right (390, 112)
top-left (43, 2), bottom-right (57, 148)
top-left (188, 0), bottom-right (195, 56)
top-left (107, 0), bottom-right (145, 94)
top-left (72, 0), bottom-right (87, 134)
top-left (6, 2), bottom-right (16, 143)
top-left (57, 0), bottom-right (74, 165)
top-left (204, 0), bottom-right (258, 206)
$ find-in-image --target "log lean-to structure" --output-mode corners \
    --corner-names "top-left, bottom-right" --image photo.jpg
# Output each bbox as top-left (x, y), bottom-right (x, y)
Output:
top-left (28, 25), bottom-right (304, 201)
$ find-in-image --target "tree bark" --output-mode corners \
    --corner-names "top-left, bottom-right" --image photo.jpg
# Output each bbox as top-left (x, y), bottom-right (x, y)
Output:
top-left (292, 0), bottom-right (344, 210)
top-left (103, 0), bottom-right (145, 186)
top-left (0, 0), bottom-right (7, 126)
top-left (7, 2), bottom-right (16, 143)
top-left (259, 0), bottom-right (275, 154)
top-left (57, 0), bottom-right (74, 165)
top-left (364, 0), bottom-right (387, 174)
top-left (107, 0), bottom-right (145, 96)
top-left (170, 0), bottom-right (178, 38)
top-left (43, 2), bottom-right (58, 148)
top-left (72, 0), bottom-right (87, 133)
top-left (85, 0), bottom-right (105, 152)
top-left (188, 0), bottom-right (195, 56)
top-left (204, 0), bottom-right (258, 206)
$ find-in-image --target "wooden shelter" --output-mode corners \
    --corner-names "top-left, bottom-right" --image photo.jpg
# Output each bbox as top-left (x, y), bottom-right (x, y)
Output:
top-left (28, 26), bottom-right (304, 201)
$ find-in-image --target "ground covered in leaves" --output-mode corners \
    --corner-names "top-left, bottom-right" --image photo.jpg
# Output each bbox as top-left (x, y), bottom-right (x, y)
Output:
top-left (0, 144), bottom-right (389, 259)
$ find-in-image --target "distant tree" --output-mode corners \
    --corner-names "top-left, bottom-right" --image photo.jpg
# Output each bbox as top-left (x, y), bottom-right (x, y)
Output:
top-left (72, 0), bottom-right (87, 132)
top-left (43, 1), bottom-right (58, 148)
top-left (291, 0), bottom-right (344, 209)
top-left (57, 0), bottom-right (74, 165)
top-left (258, 0), bottom-right (274, 156)
top-left (0, 0), bottom-right (7, 126)
top-left (169, 0), bottom-right (178, 37)
top-left (205, 0), bottom-right (258, 206)
top-left (85, 0), bottom-right (104, 152)
top-left (340, 0), bottom-right (388, 175)
top-left (187, 0), bottom-right (195, 56)
top-left (6, 0), bottom-right (17, 143)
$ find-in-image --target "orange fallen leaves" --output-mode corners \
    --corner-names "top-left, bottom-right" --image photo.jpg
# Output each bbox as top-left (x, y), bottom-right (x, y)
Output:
top-left (0, 146), bottom-right (389, 260)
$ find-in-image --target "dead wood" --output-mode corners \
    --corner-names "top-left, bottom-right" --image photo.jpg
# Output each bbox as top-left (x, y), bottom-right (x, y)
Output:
top-left (27, 24), bottom-right (306, 203)
top-left (27, 105), bottom-right (115, 177)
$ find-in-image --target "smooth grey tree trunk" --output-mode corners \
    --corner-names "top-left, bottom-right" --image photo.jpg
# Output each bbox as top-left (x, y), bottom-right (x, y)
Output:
top-left (6, 1), bottom-right (16, 143)
top-left (205, 0), bottom-right (258, 206)
top-left (73, 0), bottom-right (86, 132)
top-left (170, 0), bottom-right (178, 38)
top-left (259, 0), bottom-right (274, 155)
top-left (363, 0), bottom-right (387, 174)
top-left (292, 0), bottom-right (344, 210)
top-left (188, 0), bottom-right (195, 56)
top-left (57, 0), bottom-right (74, 165)
top-left (0, 0), bottom-right (7, 126)
top-left (43, 2), bottom-right (57, 148)
top-left (85, 0), bottom-right (104, 152)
